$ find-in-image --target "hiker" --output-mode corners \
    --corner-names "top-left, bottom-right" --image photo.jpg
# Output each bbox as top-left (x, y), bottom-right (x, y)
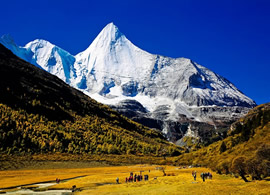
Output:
top-left (116, 177), bottom-right (119, 184)
top-left (125, 177), bottom-right (128, 183)
top-left (134, 174), bottom-right (137, 182)
top-left (144, 175), bottom-right (148, 181)
top-left (72, 185), bottom-right (76, 192)
top-left (203, 173), bottom-right (205, 182)
top-left (192, 171), bottom-right (197, 181)
top-left (201, 173), bottom-right (205, 182)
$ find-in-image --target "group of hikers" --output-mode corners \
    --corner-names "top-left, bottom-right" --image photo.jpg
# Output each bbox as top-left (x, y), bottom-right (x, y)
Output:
top-left (192, 171), bottom-right (212, 182)
top-left (116, 172), bottom-right (149, 184)
top-left (117, 170), bottom-right (212, 184)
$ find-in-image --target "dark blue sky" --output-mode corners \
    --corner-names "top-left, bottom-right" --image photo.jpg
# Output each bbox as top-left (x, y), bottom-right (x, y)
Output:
top-left (1, 0), bottom-right (269, 104)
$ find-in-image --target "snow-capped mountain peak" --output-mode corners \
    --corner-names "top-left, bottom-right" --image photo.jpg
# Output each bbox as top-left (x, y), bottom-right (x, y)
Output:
top-left (0, 36), bottom-right (76, 84)
top-left (74, 23), bottom-right (154, 94)
top-left (91, 22), bottom-right (124, 46)
top-left (0, 23), bottom-right (257, 143)
top-left (76, 22), bottom-right (125, 57)
top-left (25, 39), bottom-right (54, 51)
top-left (0, 23), bottom-right (256, 108)
top-left (23, 39), bottom-right (76, 84)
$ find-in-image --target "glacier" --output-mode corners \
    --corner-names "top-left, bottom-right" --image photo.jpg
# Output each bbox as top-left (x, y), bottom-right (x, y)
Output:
top-left (0, 23), bottom-right (256, 144)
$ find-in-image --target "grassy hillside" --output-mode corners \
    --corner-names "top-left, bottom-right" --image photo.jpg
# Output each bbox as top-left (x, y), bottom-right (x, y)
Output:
top-left (176, 103), bottom-right (270, 181)
top-left (0, 43), bottom-right (182, 165)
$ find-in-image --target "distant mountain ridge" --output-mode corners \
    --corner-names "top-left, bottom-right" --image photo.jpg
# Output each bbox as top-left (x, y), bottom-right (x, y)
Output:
top-left (0, 23), bottom-right (256, 144)
top-left (176, 102), bottom-right (270, 181)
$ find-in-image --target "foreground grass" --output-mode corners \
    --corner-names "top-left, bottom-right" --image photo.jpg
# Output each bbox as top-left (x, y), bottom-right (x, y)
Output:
top-left (0, 165), bottom-right (269, 194)
top-left (0, 168), bottom-right (87, 189)
top-left (73, 167), bottom-right (270, 195)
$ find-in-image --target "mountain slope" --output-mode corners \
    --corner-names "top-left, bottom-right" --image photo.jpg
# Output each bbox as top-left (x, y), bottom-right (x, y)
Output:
top-left (176, 102), bottom-right (270, 180)
top-left (0, 43), bottom-right (181, 157)
top-left (0, 23), bottom-right (256, 144)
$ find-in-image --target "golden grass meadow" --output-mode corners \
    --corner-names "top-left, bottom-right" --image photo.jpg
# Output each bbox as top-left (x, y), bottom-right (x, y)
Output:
top-left (1, 165), bottom-right (270, 195)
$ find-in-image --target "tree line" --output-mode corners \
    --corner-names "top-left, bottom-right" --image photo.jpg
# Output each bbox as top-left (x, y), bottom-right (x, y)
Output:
top-left (0, 103), bottom-right (181, 157)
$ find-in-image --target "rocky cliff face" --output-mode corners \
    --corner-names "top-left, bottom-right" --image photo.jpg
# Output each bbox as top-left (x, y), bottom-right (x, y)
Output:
top-left (0, 23), bottom-right (256, 145)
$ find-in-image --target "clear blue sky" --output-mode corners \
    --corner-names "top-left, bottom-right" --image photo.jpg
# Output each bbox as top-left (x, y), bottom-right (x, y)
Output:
top-left (0, 0), bottom-right (269, 105)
